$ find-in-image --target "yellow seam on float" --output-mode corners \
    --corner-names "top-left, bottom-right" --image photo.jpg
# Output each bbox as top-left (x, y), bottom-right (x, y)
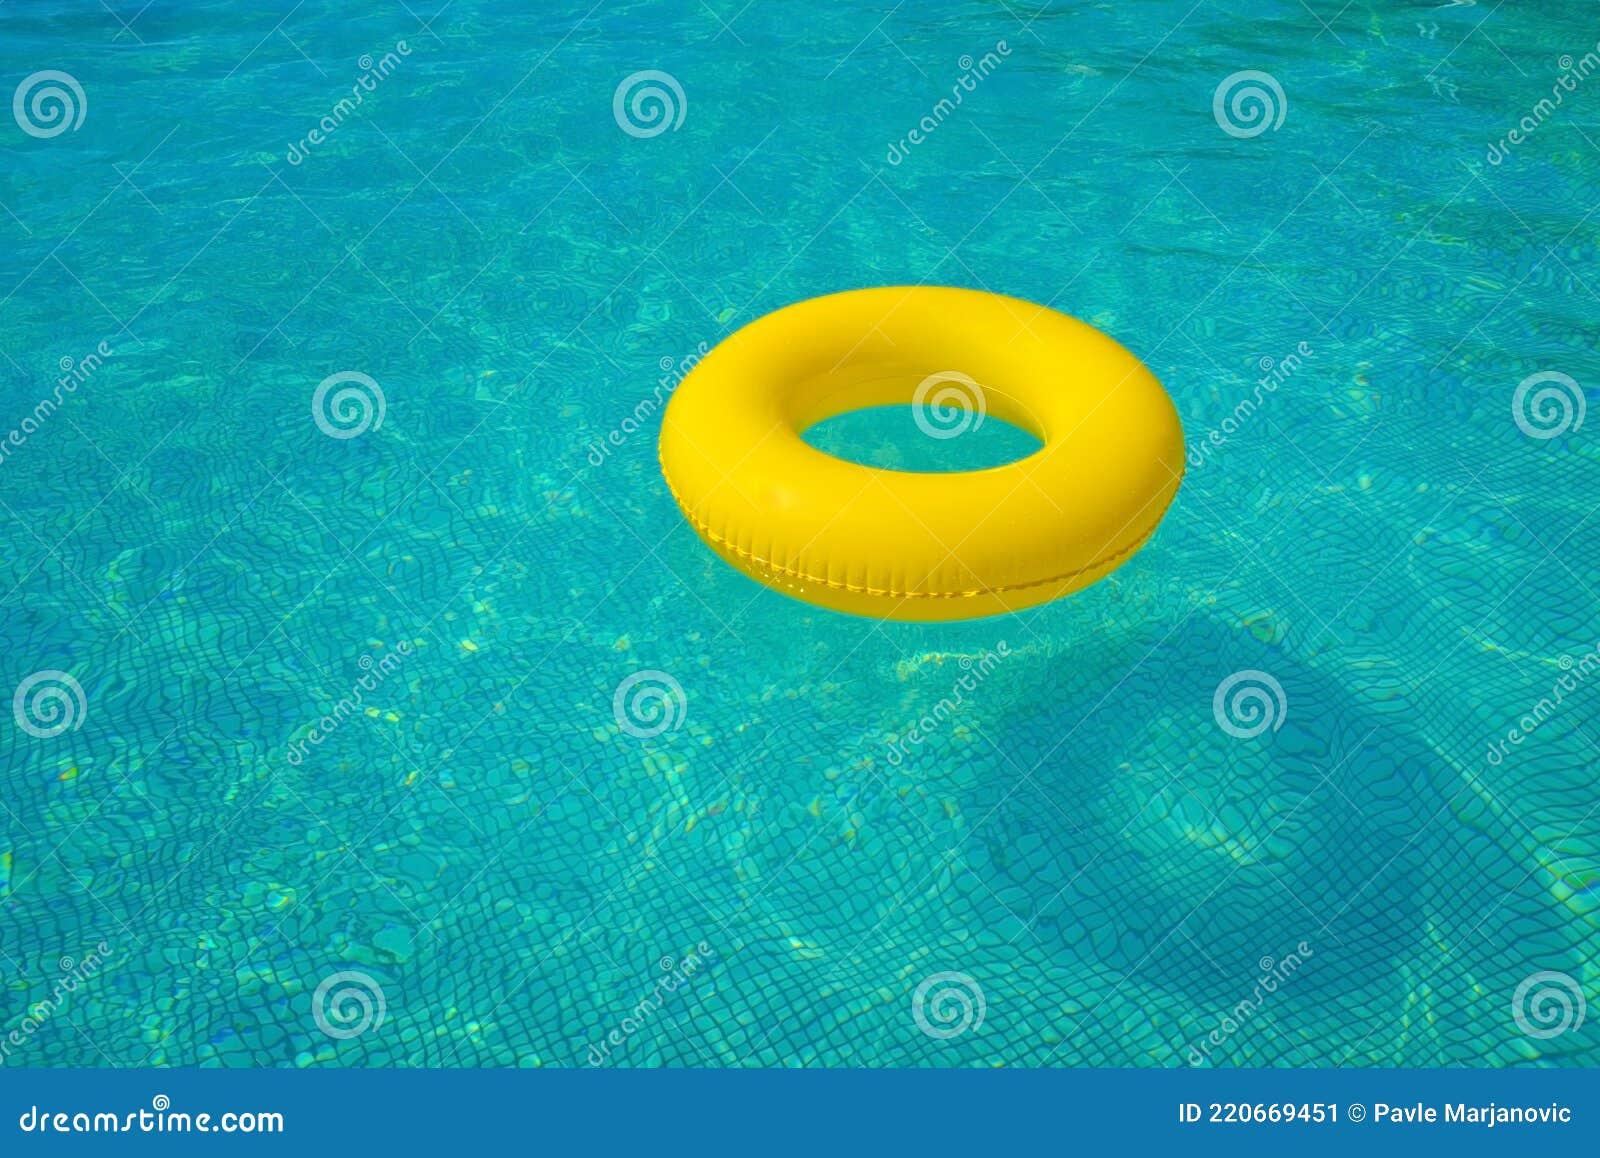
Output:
top-left (660, 468), bottom-right (1169, 601)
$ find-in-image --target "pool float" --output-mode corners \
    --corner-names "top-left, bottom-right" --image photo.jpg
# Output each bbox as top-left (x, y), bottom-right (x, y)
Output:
top-left (658, 286), bottom-right (1183, 620)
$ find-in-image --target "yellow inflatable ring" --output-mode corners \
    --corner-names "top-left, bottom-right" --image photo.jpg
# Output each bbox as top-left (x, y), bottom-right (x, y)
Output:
top-left (658, 286), bottom-right (1183, 621)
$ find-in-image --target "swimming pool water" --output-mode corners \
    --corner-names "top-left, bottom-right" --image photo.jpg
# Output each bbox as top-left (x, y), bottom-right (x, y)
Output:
top-left (1, 0), bottom-right (1597, 1067)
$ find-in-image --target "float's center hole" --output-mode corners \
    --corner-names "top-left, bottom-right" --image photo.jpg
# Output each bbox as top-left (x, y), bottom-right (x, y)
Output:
top-left (802, 404), bottom-right (1042, 473)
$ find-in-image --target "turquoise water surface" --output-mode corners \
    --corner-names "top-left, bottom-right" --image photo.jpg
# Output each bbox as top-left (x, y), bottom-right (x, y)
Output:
top-left (2, 1), bottom-right (1598, 1067)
